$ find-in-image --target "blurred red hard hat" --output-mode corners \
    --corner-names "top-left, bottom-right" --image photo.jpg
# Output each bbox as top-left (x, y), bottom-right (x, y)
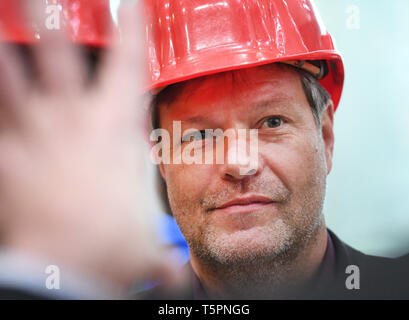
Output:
top-left (0, 0), bottom-right (344, 109)
top-left (0, 0), bottom-right (113, 46)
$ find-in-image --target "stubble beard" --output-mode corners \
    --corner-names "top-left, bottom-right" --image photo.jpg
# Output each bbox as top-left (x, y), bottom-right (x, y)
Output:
top-left (168, 150), bottom-right (328, 296)
top-left (184, 197), bottom-right (325, 298)
top-left (172, 183), bottom-right (326, 293)
top-left (183, 177), bottom-right (326, 266)
top-left (188, 202), bottom-right (324, 266)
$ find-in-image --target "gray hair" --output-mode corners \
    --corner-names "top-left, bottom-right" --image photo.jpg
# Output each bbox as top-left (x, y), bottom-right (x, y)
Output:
top-left (298, 67), bottom-right (332, 127)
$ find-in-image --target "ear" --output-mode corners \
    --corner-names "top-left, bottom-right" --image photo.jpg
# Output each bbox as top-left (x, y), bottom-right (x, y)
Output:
top-left (150, 137), bottom-right (166, 180)
top-left (321, 102), bottom-right (335, 174)
top-left (159, 162), bottom-right (166, 180)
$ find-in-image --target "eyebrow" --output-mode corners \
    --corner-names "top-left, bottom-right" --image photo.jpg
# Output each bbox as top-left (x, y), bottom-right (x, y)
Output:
top-left (180, 94), bottom-right (295, 124)
top-left (251, 94), bottom-right (294, 110)
top-left (181, 115), bottom-right (212, 125)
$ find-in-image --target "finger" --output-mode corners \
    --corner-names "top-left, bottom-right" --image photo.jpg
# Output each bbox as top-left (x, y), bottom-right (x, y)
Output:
top-left (0, 42), bottom-right (28, 124)
top-left (24, 1), bottom-right (86, 95)
top-left (97, 2), bottom-right (146, 106)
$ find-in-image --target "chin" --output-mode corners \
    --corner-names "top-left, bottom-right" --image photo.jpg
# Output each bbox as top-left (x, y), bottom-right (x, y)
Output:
top-left (202, 219), bottom-right (294, 265)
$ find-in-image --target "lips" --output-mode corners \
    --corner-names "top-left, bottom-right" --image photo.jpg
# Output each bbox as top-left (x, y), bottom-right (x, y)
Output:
top-left (212, 195), bottom-right (275, 214)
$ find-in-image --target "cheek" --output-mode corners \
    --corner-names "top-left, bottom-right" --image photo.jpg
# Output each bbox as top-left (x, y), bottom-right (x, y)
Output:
top-left (165, 164), bottom-right (213, 214)
top-left (260, 135), bottom-right (325, 193)
top-left (165, 164), bottom-right (215, 244)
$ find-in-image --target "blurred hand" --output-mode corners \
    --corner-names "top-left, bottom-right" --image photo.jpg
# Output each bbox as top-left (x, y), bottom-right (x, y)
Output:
top-left (0, 2), bottom-right (178, 294)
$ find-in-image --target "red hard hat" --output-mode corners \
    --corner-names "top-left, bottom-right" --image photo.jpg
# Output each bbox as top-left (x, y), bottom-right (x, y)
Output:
top-left (0, 0), bottom-right (344, 109)
top-left (145, 0), bottom-right (344, 110)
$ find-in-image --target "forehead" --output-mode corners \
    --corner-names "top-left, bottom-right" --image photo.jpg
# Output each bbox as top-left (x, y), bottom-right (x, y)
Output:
top-left (158, 63), bottom-right (305, 120)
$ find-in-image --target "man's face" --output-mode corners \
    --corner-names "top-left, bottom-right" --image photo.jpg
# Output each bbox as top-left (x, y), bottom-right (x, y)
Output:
top-left (159, 64), bottom-right (334, 265)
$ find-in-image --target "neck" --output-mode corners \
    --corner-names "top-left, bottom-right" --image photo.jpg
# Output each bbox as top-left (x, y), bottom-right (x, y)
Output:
top-left (190, 223), bottom-right (328, 299)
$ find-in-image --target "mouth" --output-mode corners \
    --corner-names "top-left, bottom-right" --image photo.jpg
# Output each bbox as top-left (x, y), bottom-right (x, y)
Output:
top-left (211, 195), bottom-right (275, 215)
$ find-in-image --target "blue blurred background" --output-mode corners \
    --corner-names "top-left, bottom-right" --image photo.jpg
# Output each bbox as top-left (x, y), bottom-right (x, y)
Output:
top-left (146, 0), bottom-right (409, 260)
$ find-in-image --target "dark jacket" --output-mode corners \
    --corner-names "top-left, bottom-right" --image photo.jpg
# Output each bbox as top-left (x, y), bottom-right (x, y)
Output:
top-left (136, 229), bottom-right (409, 300)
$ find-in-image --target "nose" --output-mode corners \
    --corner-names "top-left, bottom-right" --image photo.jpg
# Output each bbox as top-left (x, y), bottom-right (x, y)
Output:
top-left (218, 129), bottom-right (261, 181)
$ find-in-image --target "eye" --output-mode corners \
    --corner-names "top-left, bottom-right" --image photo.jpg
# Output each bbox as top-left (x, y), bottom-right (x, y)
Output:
top-left (181, 130), bottom-right (207, 142)
top-left (261, 116), bottom-right (283, 129)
